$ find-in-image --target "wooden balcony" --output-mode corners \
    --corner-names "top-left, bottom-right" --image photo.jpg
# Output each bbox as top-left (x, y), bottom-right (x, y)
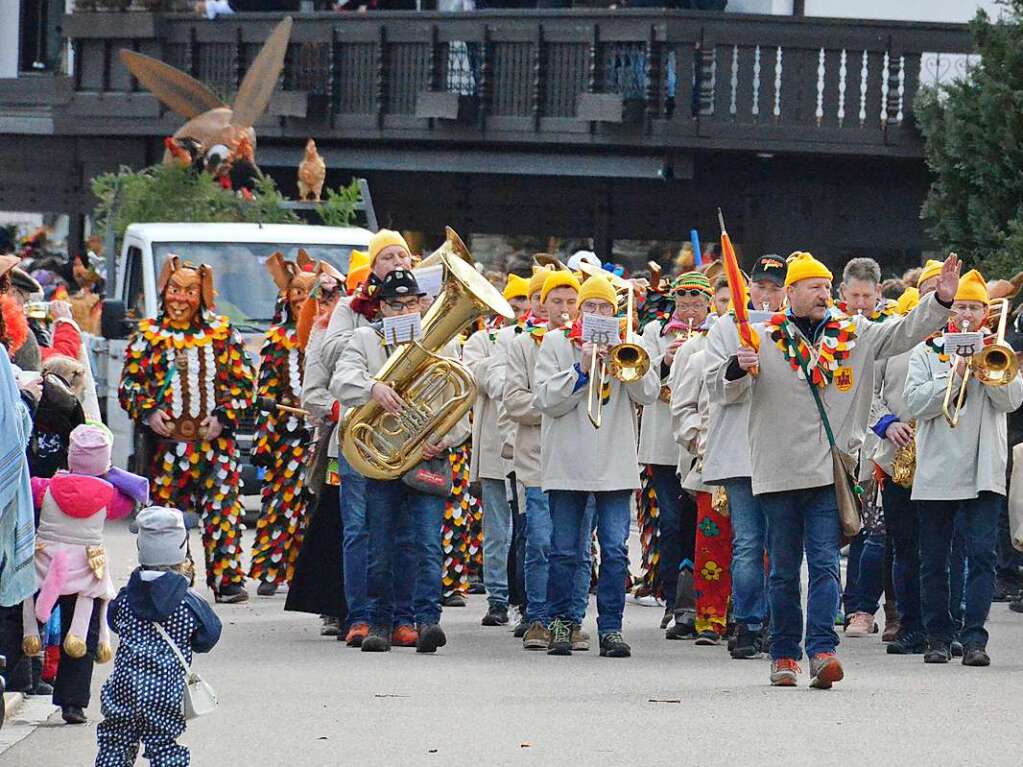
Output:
top-left (46, 9), bottom-right (974, 161)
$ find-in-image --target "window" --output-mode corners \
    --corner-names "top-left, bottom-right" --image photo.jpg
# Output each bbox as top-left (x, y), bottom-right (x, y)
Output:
top-left (123, 246), bottom-right (145, 319)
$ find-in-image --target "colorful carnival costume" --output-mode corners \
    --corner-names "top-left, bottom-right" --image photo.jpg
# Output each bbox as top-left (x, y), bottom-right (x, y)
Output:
top-left (248, 251), bottom-right (339, 593)
top-left (119, 256), bottom-right (255, 602)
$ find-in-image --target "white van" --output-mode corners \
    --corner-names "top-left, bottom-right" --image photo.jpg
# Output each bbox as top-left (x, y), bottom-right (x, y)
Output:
top-left (93, 222), bottom-right (373, 480)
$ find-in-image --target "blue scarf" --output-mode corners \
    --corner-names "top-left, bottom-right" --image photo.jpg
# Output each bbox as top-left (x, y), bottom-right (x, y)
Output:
top-left (0, 351), bottom-right (36, 606)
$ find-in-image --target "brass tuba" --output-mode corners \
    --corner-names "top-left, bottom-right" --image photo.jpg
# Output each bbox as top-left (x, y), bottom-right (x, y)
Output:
top-left (341, 228), bottom-right (514, 479)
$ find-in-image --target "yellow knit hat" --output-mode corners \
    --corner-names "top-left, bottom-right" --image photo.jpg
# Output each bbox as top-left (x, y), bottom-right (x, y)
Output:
top-left (540, 270), bottom-right (581, 303)
top-left (784, 252), bottom-right (833, 287)
top-left (894, 287), bottom-right (920, 315)
top-left (955, 269), bottom-right (988, 303)
top-left (346, 250), bottom-right (371, 293)
top-left (502, 273), bottom-right (530, 300)
top-left (528, 267), bottom-right (553, 298)
top-left (368, 229), bottom-right (411, 266)
top-left (917, 259), bottom-right (943, 288)
top-left (576, 274), bottom-right (618, 309)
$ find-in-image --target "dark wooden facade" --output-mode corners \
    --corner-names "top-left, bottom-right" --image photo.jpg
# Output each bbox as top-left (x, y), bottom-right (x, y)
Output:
top-left (0, 9), bottom-right (974, 269)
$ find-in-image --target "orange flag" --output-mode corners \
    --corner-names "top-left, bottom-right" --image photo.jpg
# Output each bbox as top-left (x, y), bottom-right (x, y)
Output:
top-left (718, 209), bottom-right (760, 375)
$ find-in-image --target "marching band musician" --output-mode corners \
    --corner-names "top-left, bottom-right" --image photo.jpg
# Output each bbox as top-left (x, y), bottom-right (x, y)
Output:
top-left (723, 251), bottom-right (959, 688)
top-left (534, 275), bottom-right (660, 658)
top-left (460, 275), bottom-right (530, 628)
top-left (314, 231), bottom-right (413, 648)
top-left (861, 264), bottom-right (942, 656)
top-left (905, 269), bottom-right (1023, 667)
top-left (639, 271), bottom-right (714, 638)
top-left (702, 255), bottom-right (787, 659)
top-left (329, 269), bottom-right (469, 655)
top-left (504, 269), bottom-right (593, 652)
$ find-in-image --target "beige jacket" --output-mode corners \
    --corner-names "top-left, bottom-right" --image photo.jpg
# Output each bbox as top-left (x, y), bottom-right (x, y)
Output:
top-left (330, 326), bottom-right (470, 451)
top-left (867, 351), bottom-right (913, 478)
top-left (503, 330), bottom-right (544, 487)
top-left (534, 330), bottom-right (660, 491)
top-left (723, 293), bottom-right (949, 496)
top-left (671, 347), bottom-right (712, 495)
top-left (702, 315), bottom-right (754, 484)
top-left (905, 341), bottom-right (1023, 501)
top-left (320, 296), bottom-right (375, 375)
top-left (639, 320), bottom-right (685, 466)
top-left (301, 326), bottom-right (341, 458)
top-left (462, 327), bottom-right (514, 481)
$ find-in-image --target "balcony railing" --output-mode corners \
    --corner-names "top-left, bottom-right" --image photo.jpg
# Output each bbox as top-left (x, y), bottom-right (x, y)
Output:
top-left (56, 9), bottom-right (974, 157)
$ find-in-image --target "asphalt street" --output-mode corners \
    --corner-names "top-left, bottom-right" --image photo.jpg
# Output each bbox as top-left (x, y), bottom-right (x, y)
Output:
top-left (3, 516), bottom-right (1023, 767)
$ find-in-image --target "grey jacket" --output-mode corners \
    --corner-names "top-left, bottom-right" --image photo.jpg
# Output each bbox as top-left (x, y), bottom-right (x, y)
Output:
top-left (502, 330), bottom-right (543, 487)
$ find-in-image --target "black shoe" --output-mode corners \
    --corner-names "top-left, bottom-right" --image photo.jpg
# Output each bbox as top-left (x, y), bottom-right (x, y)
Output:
top-left (923, 640), bottom-right (951, 664)
top-left (320, 616), bottom-right (341, 637)
top-left (950, 640), bottom-right (964, 658)
top-left (361, 625), bottom-right (392, 653)
top-left (481, 604), bottom-right (509, 627)
top-left (256, 580), bottom-right (278, 597)
top-left (214, 583), bottom-right (249, 604)
top-left (416, 623), bottom-right (447, 654)
top-left (659, 607), bottom-right (673, 630)
top-left (694, 630), bottom-right (720, 646)
top-left (730, 626), bottom-right (764, 659)
top-left (442, 593), bottom-right (467, 608)
top-left (1010, 598), bottom-right (1023, 613)
top-left (962, 645), bottom-right (991, 667)
top-left (886, 630), bottom-right (926, 655)
top-left (467, 581), bottom-right (487, 595)
top-left (27, 680), bottom-right (53, 696)
top-left (992, 578), bottom-right (1022, 602)
top-left (512, 620), bottom-right (529, 638)
top-left (665, 612), bottom-right (696, 640)
top-left (61, 706), bottom-right (87, 725)
top-left (546, 618), bottom-right (573, 656)
top-left (599, 632), bottom-right (632, 658)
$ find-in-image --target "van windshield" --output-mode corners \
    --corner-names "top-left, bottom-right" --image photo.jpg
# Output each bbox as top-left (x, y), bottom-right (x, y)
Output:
top-left (152, 242), bottom-right (356, 329)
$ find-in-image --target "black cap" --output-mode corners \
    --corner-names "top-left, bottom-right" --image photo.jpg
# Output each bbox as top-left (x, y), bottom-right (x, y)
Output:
top-left (750, 254), bottom-right (787, 286)
top-left (9, 267), bottom-right (42, 296)
top-left (377, 268), bottom-right (425, 300)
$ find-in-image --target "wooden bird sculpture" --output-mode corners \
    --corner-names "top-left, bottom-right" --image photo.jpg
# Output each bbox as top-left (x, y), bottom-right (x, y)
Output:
top-left (119, 17), bottom-right (293, 170)
top-left (297, 138), bottom-right (327, 202)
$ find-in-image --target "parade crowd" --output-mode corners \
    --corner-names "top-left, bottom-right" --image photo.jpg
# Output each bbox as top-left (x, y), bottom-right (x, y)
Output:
top-left (2, 227), bottom-right (1023, 764)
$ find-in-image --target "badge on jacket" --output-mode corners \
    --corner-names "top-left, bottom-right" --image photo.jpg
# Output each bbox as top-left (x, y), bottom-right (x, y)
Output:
top-left (834, 367), bottom-right (854, 392)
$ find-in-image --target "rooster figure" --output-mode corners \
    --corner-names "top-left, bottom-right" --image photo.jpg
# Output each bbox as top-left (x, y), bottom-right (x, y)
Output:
top-left (297, 138), bottom-right (327, 202)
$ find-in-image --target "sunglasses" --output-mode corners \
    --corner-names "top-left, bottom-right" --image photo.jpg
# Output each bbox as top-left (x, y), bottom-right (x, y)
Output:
top-left (673, 289), bottom-right (710, 298)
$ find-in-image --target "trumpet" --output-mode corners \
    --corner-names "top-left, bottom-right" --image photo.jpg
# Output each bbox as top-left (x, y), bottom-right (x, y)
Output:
top-left (942, 299), bottom-right (1021, 428)
top-left (586, 282), bottom-right (651, 428)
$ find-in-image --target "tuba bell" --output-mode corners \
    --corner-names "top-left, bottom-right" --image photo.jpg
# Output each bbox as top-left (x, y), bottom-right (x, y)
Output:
top-left (341, 228), bottom-right (514, 479)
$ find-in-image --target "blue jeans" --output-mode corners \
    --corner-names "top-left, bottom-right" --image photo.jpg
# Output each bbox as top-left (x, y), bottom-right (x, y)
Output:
top-left (339, 456), bottom-right (370, 627)
top-left (721, 477), bottom-right (768, 630)
top-left (649, 465), bottom-right (684, 607)
top-left (523, 487), bottom-right (552, 623)
top-left (918, 493), bottom-right (1000, 648)
top-left (365, 478), bottom-right (445, 628)
top-left (760, 486), bottom-right (842, 660)
top-left (547, 490), bottom-right (629, 634)
top-left (882, 480), bottom-right (922, 634)
top-left (481, 478), bottom-right (513, 608)
top-left (844, 529), bottom-right (886, 616)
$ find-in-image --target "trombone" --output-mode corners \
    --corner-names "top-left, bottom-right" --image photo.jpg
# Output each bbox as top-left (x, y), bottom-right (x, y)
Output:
top-left (586, 281), bottom-right (651, 428)
top-left (942, 298), bottom-right (1021, 427)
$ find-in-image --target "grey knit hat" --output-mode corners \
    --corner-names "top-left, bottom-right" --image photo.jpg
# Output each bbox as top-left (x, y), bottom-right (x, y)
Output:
top-left (136, 506), bottom-right (188, 567)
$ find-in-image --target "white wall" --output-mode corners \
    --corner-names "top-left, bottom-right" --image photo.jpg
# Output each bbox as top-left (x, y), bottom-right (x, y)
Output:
top-left (727, 0), bottom-right (795, 14)
top-left (802, 0), bottom-right (1002, 23)
top-left (0, 2), bottom-right (20, 78)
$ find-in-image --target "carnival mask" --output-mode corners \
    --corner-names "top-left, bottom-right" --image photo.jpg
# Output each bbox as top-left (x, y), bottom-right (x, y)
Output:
top-left (157, 255), bottom-right (215, 327)
top-left (287, 272), bottom-right (317, 318)
top-left (267, 249), bottom-right (343, 322)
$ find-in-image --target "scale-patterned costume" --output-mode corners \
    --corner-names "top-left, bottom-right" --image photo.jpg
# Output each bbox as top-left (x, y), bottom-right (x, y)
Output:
top-left (248, 324), bottom-right (310, 585)
top-left (119, 313), bottom-right (255, 589)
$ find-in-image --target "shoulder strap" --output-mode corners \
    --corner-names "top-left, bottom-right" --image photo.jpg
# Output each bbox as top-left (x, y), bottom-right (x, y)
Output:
top-left (780, 320), bottom-right (838, 450)
top-left (153, 621), bottom-right (190, 676)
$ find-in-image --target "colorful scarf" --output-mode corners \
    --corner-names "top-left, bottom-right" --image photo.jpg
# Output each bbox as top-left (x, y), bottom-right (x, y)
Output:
top-left (766, 309), bottom-right (857, 387)
top-left (836, 299), bottom-right (897, 323)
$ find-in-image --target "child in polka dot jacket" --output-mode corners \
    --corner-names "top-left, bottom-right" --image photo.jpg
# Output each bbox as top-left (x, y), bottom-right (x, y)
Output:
top-left (95, 506), bottom-right (222, 767)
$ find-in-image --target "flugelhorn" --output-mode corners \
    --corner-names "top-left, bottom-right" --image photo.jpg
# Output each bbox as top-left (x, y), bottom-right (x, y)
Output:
top-left (341, 228), bottom-right (514, 479)
top-left (658, 318), bottom-right (692, 403)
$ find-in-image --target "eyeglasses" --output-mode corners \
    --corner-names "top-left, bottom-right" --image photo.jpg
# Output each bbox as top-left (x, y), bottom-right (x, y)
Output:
top-left (673, 289), bottom-right (710, 299)
top-left (383, 299), bottom-right (420, 311)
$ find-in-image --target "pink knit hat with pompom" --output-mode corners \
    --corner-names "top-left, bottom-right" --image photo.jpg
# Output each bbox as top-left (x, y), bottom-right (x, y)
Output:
top-left (67, 424), bottom-right (112, 477)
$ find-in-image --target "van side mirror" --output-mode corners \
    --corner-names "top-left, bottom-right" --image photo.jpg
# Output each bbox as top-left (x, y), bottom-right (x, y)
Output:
top-left (100, 299), bottom-right (131, 340)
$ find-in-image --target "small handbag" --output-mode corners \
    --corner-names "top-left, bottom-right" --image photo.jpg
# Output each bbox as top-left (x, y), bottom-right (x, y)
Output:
top-left (401, 454), bottom-right (453, 497)
top-left (787, 325), bottom-right (864, 538)
top-left (153, 622), bottom-right (218, 720)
